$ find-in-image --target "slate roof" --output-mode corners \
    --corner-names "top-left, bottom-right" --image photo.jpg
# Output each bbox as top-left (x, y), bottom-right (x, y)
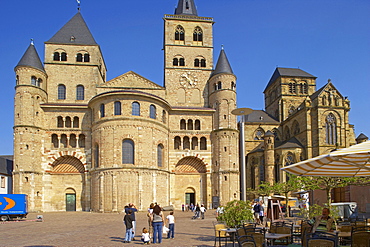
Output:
top-left (310, 83), bottom-right (327, 100)
top-left (264, 68), bottom-right (316, 92)
top-left (242, 110), bottom-right (279, 124)
top-left (175, 0), bottom-right (198, 16)
top-left (0, 156), bottom-right (13, 176)
top-left (16, 43), bottom-right (45, 72)
top-left (356, 133), bottom-right (368, 142)
top-left (275, 137), bottom-right (304, 150)
top-left (211, 49), bottom-right (234, 77)
top-left (47, 12), bottom-right (97, 45)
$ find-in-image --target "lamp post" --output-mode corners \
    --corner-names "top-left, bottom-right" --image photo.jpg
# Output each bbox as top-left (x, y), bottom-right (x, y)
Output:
top-left (231, 108), bottom-right (253, 201)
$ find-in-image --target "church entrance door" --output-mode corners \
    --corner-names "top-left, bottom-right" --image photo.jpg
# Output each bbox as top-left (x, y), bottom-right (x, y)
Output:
top-left (185, 192), bottom-right (195, 205)
top-left (66, 193), bottom-right (76, 211)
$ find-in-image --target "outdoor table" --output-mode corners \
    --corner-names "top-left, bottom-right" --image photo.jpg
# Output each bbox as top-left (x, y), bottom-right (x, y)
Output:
top-left (220, 228), bottom-right (237, 246)
top-left (265, 233), bottom-right (292, 246)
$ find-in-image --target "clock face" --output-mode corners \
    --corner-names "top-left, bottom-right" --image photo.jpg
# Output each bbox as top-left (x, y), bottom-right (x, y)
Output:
top-left (179, 72), bottom-right (198, 88)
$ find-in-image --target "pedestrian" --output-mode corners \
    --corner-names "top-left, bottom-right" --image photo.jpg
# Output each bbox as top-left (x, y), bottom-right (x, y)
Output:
top-left (123, 210), bottom-right (134, 243)
top-left (147, 203), bottom-right (155, 235)
top-left (253, 201), bottom-right (261, 224)
top-left (125, 203), bottom-right (138, 240)
top-left (259, 201), bottom-right (265, 225)
top-left (200, 204), bottom-right (206, 219)
top-left (195, 204), bottom-right (201, 218)
top-left (166, 211), bottom-right (175, 239)
top-left (185, 203), bottom-right (189, 211)
top-left (141, 227), bottom-right (151, 245)
top-left (216, 205), bottom-right (224, 219)
top-left (150, 204), bottom-right (165, 244)
top-left (181, 204), bottom-right (185, 212)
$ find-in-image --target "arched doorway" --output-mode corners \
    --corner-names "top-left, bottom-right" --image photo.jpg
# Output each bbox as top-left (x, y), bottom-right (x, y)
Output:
top-left (65, 188), bottom-right (76, 211)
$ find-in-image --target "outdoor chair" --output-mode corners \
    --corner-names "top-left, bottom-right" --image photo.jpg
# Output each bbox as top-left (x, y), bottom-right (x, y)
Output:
top-left (352, 225), bottom-right (370, 232)
top-left (306, 232), bottom-right (338, 247)
top-left (338, 225), bottom-right (352, 246)
top-left (244, 228), bottom-right (265, 247)
top-left (351, 231), bottom-right (370, 247)
top-left (270, 222), bottom-right (293, 245)
top-left (237, 235), bottom-right (256, 247)
top-left (300, 220), bottom-right (313, 247)
top-left (213, 221), bottom-right (231, 247)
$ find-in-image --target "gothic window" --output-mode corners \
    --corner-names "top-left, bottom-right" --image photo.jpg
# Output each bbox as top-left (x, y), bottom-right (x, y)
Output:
top-left (174, 136), bottom-right (181, 149)
top-left (254, 128), bottom-right (264, 140)
top-left (326, 113), bottom-right (337, 145)
top-left (150, 104), bottom-right (156, 119)
top-left (57, 116), bottom-right (64, 128)
top-left (53, 52), bottom-right (60, 61)
top-left (194, 58), bottom-right (200, 67)
top-left (191, 137), bottom-right (198, 150)
top-left (187, 119), bottom-right (193, 130)
top-left (175, 25), bottom-right (185, 41)
top-left (65, 116), bottom-right (71, 128)
top-left (285, 152), bottom-right (295, 181)
top-left (300, 82), bottom-right (308, 94)
top-left (58, 84), bottom-right (66, 100)
top-left (157, 144), bottom-right (164, 167)
top-left (94, 144), bottom-right (99, 167)
top-left (173, 58), bottom-right (179, 66)
top-left (114, 101), bottom-right (121, 116)
top-left (61, 52), bottom-right (67, 61)
top-left (70, 134), bottom-right (77, 148)
top-left (73, 117), bottom-right (79, 128)
top-left (193, 26), bottom-right (203, 41)
top-left (293, 121), bottom-right (300, 135)
top-left (272, 128), bottom-right (280, 141)
top-left (76, 85), bottom-right (84, 100)
top-left (200, 59), bottom-right (206, 67)
top-left (179, 58), bottom-right (185, 66)
top-left (195, 120), bottom-right (201, 130)
top-left (31, 76), bottom-right (37, 86)
top-left (322, 95), bottom-right (327, 105)
top-left (100, 104), bottom-right (105, 118)
top-left (132, 102), bottom-right (140, 116)
top-left (79, 134), bottom-right (85, 148)
top-left (122, 139), bottom-right (135, 164)
top-left (180, 119), bottom-right (186, 130)
top-left (200, 137), bottom-right (207, 150)
top-left (51, 134), bottom-right (59, 148)
top-left (183, 136), bottom-right (190, 150)
top-left (76, 53), bottom-right (83, 62)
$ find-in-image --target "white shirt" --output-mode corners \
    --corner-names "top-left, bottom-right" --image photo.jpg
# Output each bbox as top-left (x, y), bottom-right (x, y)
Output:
top-left (141, 232), bottom-right (150, 242)
top-left (166, 214), bottom-right (175, 224)
top-left (200, 206), bottom-right (206, 213)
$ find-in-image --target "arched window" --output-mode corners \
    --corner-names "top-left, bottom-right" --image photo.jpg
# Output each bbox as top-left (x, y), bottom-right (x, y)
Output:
top-left (53, 52), bottom-right (60, 61)
top-left (150, 105), bottom-right (156, 119)
top-left (180, 119), bottom-right (186, 130)
top-left (195, 120), bottom-right (200, 130)
top-left (65, 116), bottom-right (71, 128)
top-left (272, 128), bottom-right (280, 141)
top-left (187, 119), bottom-right (193, 130)
top-left (322, 95), bottom-right (327, 105)
top-left (83, 53), bottom-right (90, 62)
top-left (191, 137), bottom-right (198, 150)
top-left (293, 121), bottom-right (300, 135)
top-left (122, 139), bottom-right (134, 164)
top-left (326, 113), bottom-right (337, 145)
top-left (300, 83), bottom-right (308, 94)
top-left (132, 102), bottom-right (140, 116)
top-left (76, 53), bottom-right (83, 62)
top-left (61, 52), bottom-right (67, 61)
top-left (114, 101), bottom-right (121, 116)
top-left (193, 26), bottom-right (203, 41)
top-left (58, 84), bottom-right (66, 100)
top-left (31, 76), bottom-right (37, 86)
top-left (179, 58), bottom-right (185, 66)
top-left (157, 144), bottom-right (164, 167)
top-left (183, 136), bottom-right (190, 150)
top-left (37, 78), bottom-right (42, 87)
top-left (70, 134), bottom-right (77, 148)
top-left (194, 58), bottom-right (200, 67)
top-left (76, 85), bottom-right (84, 100)
top-left (57, 116), bottom-right (64, 128)
top-left (231, 81), bottom-right (236, 90)
top-left (100, 104), bottom-right (105, 118)
top-left (61, 134), bottom-right (68, 148)
top-left (174, 136), bottom-right (181, 149)
top-left (289, 82), bottom-right (296, 94)
top-left (175, 25), bottom-right (185, 41)
top-left (173, 58), bottom-right (179, 66)
top-left (79, 134), bottom-right (85, 148)
top-left (200, 137), bottom-right (207, 150)
top-left (73, 117), bottom-right (79, 128)
top-left (285, 152), bottom-right (295, 181)
top-left (200, 59), bottom-right (206, 67)
top-left (51, 134), bottom-right (59, 148)
top-left (94, 144), bottom-right (99, 167)
top-left (254, 128), bottom-right (264, 140)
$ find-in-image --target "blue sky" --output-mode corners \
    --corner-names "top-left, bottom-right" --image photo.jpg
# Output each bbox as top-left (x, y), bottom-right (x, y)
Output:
top-left (1, 0), bottom-right (369, 155)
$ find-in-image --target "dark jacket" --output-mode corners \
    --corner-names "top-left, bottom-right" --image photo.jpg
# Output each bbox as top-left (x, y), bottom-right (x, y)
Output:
top-left (124, 214), bottom-right (134, 229)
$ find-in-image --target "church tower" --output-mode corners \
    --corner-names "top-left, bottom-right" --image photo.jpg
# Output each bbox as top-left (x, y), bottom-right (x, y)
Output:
top-left (209, 48), bottom-right (239, 205)
top-left (163, 0), bottom-right (214, 107)
top-left (13, 42), bottom-right (47, 209)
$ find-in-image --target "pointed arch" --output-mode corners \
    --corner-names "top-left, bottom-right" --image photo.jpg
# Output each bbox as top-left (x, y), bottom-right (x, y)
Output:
top-left (326, 113), bottom-right (337, 145)
top-left (253, 128), bottom-right (265, 140)
top-left (193, 26), bottom-right (203, 42)
top-left (175, 25), bottom-right (185, 41)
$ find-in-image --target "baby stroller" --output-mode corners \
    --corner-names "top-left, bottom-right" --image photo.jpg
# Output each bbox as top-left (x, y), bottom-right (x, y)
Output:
top-left (191, 210), bottom-right (200, 219)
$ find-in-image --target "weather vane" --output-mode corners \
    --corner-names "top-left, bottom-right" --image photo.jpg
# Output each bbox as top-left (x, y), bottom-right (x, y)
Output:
top-left (76, 0), bottom-right (81, 11)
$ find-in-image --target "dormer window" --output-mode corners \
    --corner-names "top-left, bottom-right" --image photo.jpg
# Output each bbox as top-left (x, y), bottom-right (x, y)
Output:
top-left (70, 36), bottom-right (76, 42)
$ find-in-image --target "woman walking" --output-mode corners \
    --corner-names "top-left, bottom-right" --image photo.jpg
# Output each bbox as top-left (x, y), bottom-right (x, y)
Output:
top-left (150, 205), bottom-right (165, 244)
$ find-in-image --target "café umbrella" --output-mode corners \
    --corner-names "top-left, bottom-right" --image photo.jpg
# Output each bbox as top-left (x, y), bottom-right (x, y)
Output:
top-left (281, 141), bottom-right (370, 177)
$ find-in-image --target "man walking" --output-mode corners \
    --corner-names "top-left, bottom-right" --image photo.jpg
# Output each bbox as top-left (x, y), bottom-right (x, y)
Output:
top-left (125, 203), bottom-right (138, 240)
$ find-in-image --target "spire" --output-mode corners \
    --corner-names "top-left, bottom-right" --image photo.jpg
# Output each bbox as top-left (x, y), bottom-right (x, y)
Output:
top-left (212, 48), bottom-right (234, 77)
top-left (175, 0), bottom-right (198, 16)
top-left (47, 12), bottom-right (97, 45)
top-left (16, 41), bottom-right (45, 72)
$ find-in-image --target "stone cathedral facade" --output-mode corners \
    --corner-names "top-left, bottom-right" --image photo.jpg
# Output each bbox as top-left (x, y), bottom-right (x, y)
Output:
top-left (13, 0), bottom-right (240, 212)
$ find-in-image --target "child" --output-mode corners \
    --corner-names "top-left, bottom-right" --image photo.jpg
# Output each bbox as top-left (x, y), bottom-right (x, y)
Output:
top-left (141, 227), bottom-right (150, 245)
top-left (123, 210), bottom-right (133, 243)
top-left (166, 211), bottom-right (175, 239)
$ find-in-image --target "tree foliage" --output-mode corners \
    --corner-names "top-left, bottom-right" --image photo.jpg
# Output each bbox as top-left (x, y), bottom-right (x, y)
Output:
top-left (218, 200), bottom-right (254, 227)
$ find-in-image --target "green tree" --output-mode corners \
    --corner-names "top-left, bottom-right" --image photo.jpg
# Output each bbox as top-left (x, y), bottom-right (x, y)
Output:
top-left (218, 200), bottom-right (254, 227)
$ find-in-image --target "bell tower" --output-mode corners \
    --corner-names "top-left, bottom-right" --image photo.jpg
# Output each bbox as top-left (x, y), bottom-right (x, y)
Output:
top-left (163, 0), bottom-right (214, 107)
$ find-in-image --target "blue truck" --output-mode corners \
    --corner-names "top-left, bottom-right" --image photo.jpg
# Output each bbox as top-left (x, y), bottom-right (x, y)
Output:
top-left (0, 194), bottom-right (28, 221)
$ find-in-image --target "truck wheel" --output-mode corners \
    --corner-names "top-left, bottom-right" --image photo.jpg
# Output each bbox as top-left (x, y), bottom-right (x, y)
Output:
top-left (1, 215), bottom-right (9, 221)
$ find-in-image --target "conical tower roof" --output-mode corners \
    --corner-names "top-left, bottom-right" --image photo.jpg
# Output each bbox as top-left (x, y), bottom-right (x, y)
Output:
top-left (211, 48), bottom-right (234, 77)
top-left (16, 42), bottom-right (45, 72)
top-left (175, 0), bottom-right (198, 16)
top-left (47, 12), bottom-right (97, 45)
